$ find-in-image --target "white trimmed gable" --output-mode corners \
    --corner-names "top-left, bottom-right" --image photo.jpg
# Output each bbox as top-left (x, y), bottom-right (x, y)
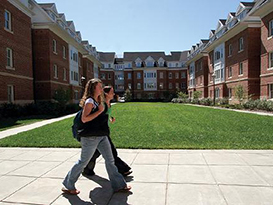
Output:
top-left (216, 20), bottom-right (225, 33)
top-left (236, 3), bottom-right (246, 16)
top-left (158, 57), bottom-right (165, 66)
top-left (209, 30), bottom-right (215, 38)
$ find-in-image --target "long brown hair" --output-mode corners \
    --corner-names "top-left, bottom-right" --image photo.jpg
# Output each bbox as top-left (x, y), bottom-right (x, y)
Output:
top-left (79, 78), bottom-right (103, 107)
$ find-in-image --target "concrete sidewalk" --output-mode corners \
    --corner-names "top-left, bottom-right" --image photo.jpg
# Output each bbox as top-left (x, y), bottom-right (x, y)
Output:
top-left (0, 113), bottom-right (76, 140)
top-left (1, 148), bottom-right (273, 204)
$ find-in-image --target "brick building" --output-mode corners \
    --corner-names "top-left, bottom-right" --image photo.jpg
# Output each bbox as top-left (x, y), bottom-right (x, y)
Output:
top-left (187, 1), bottom-right (268, 103)
top-left (250, 0), bottom-right (273, 99)
top-left (0, 0), bottom-right (33, 104)
top-left (100, 51), bottom-right (188, 100)
top-left (31, 2), bottom-right (101, 103)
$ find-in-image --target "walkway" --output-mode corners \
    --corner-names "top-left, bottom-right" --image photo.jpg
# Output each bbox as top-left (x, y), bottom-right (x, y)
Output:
top-left (1, 148), bottom-right (273, 204)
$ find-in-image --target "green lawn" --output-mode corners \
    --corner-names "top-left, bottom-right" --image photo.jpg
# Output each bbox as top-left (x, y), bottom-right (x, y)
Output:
top-left (0, 103), bottom-right (273, 149)
top-left (0, 116), bottom-right (52, 132)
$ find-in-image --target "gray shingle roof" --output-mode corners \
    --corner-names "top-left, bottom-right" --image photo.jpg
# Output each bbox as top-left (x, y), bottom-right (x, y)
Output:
top-left (123, 52), bottom-right (166, 61)
top-left (98, 52), bottom-right (115, 62)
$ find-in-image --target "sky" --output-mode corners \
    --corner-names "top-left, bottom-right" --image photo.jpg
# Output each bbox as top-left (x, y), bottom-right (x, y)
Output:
top-left (36, 0), bottom-right (244, 56)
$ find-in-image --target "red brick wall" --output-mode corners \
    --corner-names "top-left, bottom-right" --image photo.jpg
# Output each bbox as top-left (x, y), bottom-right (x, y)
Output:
top-left (0, 1), bottom-right (33, 103)
top-left (261, 11), bottom-right (273, 98)
top-left (100, 70), bottom-right (115, 86)
top-left (124, 70), bottom-right (134, 90)
top-left (32, 29), bottom-right (70, 101)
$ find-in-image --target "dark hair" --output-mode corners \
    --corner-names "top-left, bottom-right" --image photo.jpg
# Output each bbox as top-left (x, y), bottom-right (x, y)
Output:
top-left (103, 86), bottom-right (113, 94)
top-left (79, 78), bottom-right (103, 107)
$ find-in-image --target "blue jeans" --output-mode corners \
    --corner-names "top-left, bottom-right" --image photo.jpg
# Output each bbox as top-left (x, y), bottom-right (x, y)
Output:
top-left (63, 136), bottom-right (126, 191)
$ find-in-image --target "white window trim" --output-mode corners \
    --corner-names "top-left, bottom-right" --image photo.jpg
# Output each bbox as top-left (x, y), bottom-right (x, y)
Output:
top-left (53, 64), bottom-right (58, 79)
top-left (268, 52), bottom-right (273, 70)
top-left (238, 37), bottom-right (244, 52)
top-left (63, 46), bottom-right (66, 59)
top-left (6, 48), bottom-right (14, 69)
top-left (239, 62), bottom-right (243, 76)
top-left (7, 85), bottom-right (14, 103)
top-left (53, 39), bottom-right (57, 54)
top-left (63, 68), bottom-right (67, 81)
top-left (4, 10), bottom-right (13, 33)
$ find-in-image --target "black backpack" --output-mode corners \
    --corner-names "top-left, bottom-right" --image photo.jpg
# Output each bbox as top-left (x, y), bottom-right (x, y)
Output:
top-left (72, 109), bottom-right (84, 142)
top-left (72, 98), bottom-right (99, 141)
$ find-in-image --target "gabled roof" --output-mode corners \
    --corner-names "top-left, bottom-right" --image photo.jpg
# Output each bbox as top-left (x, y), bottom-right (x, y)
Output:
top-left (179, 51), bottom-right (189, 61)
top-left (98, 52), bottom-right (115, 62)
top-left (209, 30), bottom-right (215, 38)
top-left (236, 2), bottom-right (255, 15)
top-left (226, 12), bottom-right (236, 23)
top-left (123, 52), bottom-right (166, 62)
top-left (39, 3), bottom-right (58, 15)
top-left (66, 21), bottom-right (75, 31)
top-left (115, 58), bottom-right (124, 64)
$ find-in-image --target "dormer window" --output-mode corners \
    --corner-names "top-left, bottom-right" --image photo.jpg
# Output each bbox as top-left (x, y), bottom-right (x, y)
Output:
top-left (136, 62), bottom-right (141, 67)
top-left (146, 61), bottom-right (154, 67)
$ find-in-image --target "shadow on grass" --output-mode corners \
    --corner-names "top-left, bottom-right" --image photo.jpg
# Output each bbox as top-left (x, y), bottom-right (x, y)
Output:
top-left (0, 115), bottom-right (54, 131)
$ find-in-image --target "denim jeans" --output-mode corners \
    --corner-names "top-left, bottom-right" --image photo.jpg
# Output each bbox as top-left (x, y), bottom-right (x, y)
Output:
top-left (63, 136), bottom-right (126, 191)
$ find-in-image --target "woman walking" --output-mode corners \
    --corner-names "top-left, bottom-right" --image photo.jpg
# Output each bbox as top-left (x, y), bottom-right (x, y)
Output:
top-left (83, 86), bottom-right (132, 178)
top-left (62, 79), bottom-right (131, 195)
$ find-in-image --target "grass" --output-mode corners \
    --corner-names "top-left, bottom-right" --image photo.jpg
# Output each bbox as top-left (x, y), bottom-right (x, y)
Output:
top-left (0, 116), bottom-right (52, 132)
top-left (0, 102), bottom-right (273, 149)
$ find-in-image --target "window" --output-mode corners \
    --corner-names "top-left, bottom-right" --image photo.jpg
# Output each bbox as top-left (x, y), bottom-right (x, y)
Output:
top-left (175, 73), bottom-right (179, 79)
top-left (128, 63), bottom-right (131, 68)
top-left (108, 73), bottom-right (111, 79)
top-left (239, 37), bottom-right (244, 52)
top-left (169, 83), bottom-right (172, 89)
top-left (269, 84), bottom-right (273, 99)
top-left (6, 48), bottom-right (13, 68)
top-left (63, 46), bottom-right (66, 59)
top-left (228, 44), bottom-right (233, 56)
top-left (200, 76), bottom-right (203, 85)
top-left (239, 62), bottom-right (243, 75)
top-left (63, 68), bottom-right (67, 81)
top-left (215, 51), bottom-right (221, 60)
top-left (176, 83), bottom-right (179, 89)
top-left (53, 65), bottom-right (58, 79)
top-left (176, 63), bottom-right (179, 67)
top-left (228, 88), bottom-right (232, 99)
top-left (269, 20), bottom-right (273, 37)
top-left (137, 72), bottom-right (141, 79)
top-left (146, 61), bottom-right (154, 67)
top-left (4, 10), bottom-right (12, 31)
top-left (160, 72), bottom-right (163, 79)
top-left (108, 64), bottom-right (111, 68)
top-left (7, 85), bottom-right (14, 103)
top-left (101, 73), bottom-right (105, 79)
top-left (228, 67), bottom-right (232, 77)
top-left (159, 83), bottom-right (164, 89)
top-left (181, 72), bottom-right (186, 79)
top-left (74, 90), bottom-right (79, 100)
top-left (181, 82), bottom-right (186, 89)
top-left (128, 73), bottom-right (132, 79)
top-left (136, 62), bottom-right (141, 67)
top-left (53, 39), bottom-right (57, 53)
top-left (215, 88), bottom-right (220, 99)
top-left (169, 72), bottom-right (172, 79)
top-left (269, 52), bottom-right (273, 68)
top-left (137, 83), bottom-right (141, 90)
top-left (159, 62), bottom-right (164, 67)
top-left (128, 83), bottom-right (132, 89)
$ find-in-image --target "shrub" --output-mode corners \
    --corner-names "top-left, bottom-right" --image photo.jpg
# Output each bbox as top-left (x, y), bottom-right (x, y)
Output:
top-left (200, 98), bottom-right (213, 106)
top-left (124, 89), bottom-right (132, 102)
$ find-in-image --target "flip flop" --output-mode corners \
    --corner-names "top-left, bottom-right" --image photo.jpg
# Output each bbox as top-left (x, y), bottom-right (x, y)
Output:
top-left (116, 185), bottom-right (131, 192)
top-left (61, 187), bottom-right (80, 195)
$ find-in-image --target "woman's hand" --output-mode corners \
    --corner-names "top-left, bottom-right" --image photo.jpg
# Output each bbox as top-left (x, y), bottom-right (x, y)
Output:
top-left (110, 117), bottom-right (116, 123)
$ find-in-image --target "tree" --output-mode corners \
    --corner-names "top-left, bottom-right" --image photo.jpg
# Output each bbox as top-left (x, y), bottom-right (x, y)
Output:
top-left (124, 89), bottom-right (132, 102)
top-left (193, 91), bottom-right (202, 99)
top-left (53, 87), bottom-right (71, 106)
top-left (234, 85), bottom-right (246, 105)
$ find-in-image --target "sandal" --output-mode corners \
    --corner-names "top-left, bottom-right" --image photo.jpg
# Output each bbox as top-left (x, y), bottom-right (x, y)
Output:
top-left (116, 185), bottom-right (131, 192)
top-left (61, 187), bottom-right (80, 195)
top-left (122, 171), bottom-right (133, 177)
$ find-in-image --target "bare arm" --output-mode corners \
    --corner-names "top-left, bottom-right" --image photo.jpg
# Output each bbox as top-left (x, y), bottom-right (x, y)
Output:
top-left (81, 103), bottom-right (104, 123)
